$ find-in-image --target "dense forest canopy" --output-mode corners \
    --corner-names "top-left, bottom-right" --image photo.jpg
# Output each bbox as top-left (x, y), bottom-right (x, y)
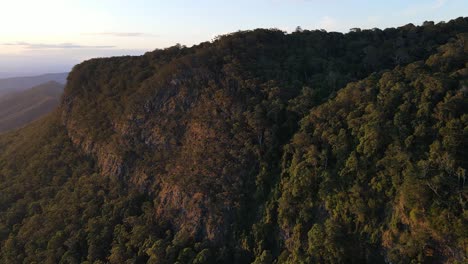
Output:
top-left (0, 18), bottom-right (467, 263)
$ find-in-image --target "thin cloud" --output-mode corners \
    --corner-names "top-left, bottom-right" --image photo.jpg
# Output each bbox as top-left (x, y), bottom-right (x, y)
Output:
top-left (83, 32), bottom-right (157, 37)
top-left (401, 0), bottom-right (449, 16)
top-left (432, 0), bottom-right (448, 9)
top-left (2, 42), bottom-right (115, 49)
top-left (318, 16), bottom-right (339, 31)
top-left (272, 0), bottom-right (324, 3)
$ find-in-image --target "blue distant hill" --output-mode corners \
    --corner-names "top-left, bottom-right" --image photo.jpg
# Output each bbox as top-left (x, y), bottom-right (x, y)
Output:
top-left (0, 72), bottom-right (68, 97)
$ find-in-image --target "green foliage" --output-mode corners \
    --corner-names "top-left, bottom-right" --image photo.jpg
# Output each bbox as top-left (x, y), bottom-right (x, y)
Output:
top-left (0, 18), bottom-right (467, 263)
top-left (278, 34), bottom-right (468, 263)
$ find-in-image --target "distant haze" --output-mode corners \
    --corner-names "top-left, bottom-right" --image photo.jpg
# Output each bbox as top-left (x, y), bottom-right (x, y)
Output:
top-left (0, 72), bottom-right (35, 79)
top-left (0, 73), bottom-right (68, 97)
top-left (0, 80), bottom-right (64, 133)
top-left (0, 0), bottom-right (466, 75)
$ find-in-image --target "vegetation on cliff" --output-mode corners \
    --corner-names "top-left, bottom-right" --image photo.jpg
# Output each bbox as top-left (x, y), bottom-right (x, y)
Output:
top-left (0, 18), bottom-right (467, 263)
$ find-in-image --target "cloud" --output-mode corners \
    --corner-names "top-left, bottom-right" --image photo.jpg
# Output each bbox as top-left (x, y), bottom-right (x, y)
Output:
top-left (2, 42), bottom-right (115, 49)
top-left (318, 16), bottom-right (339, 31)
top-left (272, 0), bottom-right (322, 3)
top-left (432, 0), bottom-right (448, 9)
top-left (83, 32), bottom-right (157, 37)
top-left (401, 0), bottom-right (449, 16)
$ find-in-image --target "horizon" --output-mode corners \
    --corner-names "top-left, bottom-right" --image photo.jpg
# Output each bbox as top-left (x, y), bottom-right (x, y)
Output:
top-left (0, 0), bottom-right (467, 76)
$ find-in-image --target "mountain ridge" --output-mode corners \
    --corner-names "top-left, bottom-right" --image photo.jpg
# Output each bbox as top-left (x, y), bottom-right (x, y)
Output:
top-left (0, 72), bottom-right (68, 97)
top-left (0, 81), bottom-right (64, 133)
top-left (0, 17), bottom-right (467, 263)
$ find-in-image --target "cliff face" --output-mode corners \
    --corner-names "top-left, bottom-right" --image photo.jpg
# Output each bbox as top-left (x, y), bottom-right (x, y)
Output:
top-left (61, 49), bottom-right (264, 242)
top-left (59, 21), bottom-right (468, 247)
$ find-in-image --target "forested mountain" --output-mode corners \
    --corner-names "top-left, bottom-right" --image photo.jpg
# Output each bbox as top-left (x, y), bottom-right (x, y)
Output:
top-left (0, 73), bottom-right (67, 97)
top-left (0, 18), bottom-right (467, 264)
top-left (0, 81), bottom-right (64, 133)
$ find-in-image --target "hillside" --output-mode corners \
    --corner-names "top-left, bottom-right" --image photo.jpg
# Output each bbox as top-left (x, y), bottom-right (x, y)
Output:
top-left (278, 36), bottom-right (467, 263)
top-left (0, 81), bottom-right (64, 133)
top-left (0, 72), bottom-right (67, 97)
top-left (0, 18), bottom-right (467, 264)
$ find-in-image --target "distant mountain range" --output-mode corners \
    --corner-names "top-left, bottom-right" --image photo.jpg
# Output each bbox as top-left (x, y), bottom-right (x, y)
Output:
top-left (0, 80), bottom-right (64, 133)
top-left (0, 72), bottom-right (34, 79)
top-left (0, 72), bottom-right (68, 97)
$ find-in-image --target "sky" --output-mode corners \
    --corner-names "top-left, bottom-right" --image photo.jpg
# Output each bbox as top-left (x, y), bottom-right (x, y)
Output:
top-left (0, 0), bottom-right (466, 77)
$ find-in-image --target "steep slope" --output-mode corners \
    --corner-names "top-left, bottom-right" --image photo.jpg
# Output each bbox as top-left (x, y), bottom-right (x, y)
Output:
top-left (0, 72), bottom-right (67, 97)
top-left (276, 34), bottom-right (468, 263)
top-left (61, 17), bottom-right (468, 246)
top-left (0, 81), bottom-right (64, 133)
top-left (0, 18), bottom-right (467, 264)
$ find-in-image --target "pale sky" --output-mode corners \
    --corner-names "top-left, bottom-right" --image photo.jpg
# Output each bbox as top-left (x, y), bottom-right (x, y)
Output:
top-left (0, 0), bottom-right (466, 76)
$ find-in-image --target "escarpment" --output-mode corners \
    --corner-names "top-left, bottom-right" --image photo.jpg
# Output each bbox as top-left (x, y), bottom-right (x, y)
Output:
top-left (60, 20), bottom-right (468, 246)
top-left (2, 18), bottom-right (466, 264)
top-left (60, 50), bottom-right (267, 242)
